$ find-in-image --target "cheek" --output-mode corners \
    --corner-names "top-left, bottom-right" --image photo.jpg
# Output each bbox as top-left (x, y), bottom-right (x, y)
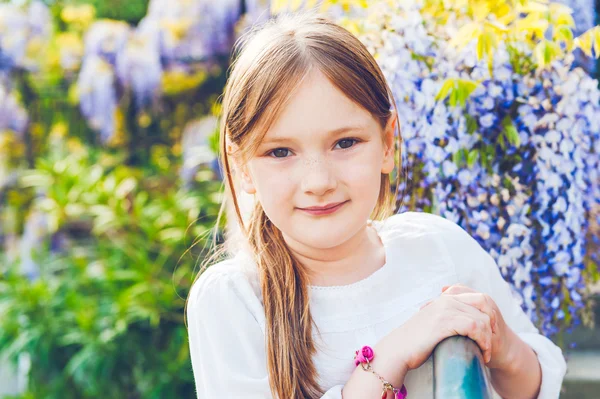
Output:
top-left (336, 147), bottom-right (383, 191)
top-left (250, 162), bottom-right (295, 206)
top-left (341, 162), bottom-right (382, 199)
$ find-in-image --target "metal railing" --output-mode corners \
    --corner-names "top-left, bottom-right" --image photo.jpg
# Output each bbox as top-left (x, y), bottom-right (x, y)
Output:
top-left (433, 336), bottom-right (494, 398)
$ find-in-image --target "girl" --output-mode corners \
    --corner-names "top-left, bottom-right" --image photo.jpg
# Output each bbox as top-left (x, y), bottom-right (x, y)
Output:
top-left (186, 11), bottom-right (567, 399)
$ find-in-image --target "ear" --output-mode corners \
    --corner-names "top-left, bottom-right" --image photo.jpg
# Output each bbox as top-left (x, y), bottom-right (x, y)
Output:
top-left (381, 109), bottom-right (397, 174)
top-left (227, 140), bottom-right (257, 195)
top-left (238, 164), bottom-right (256, 195)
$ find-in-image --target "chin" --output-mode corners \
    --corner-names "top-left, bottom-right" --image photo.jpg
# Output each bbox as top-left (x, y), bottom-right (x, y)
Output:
top-left (293, 223), bottom-right (357, 250)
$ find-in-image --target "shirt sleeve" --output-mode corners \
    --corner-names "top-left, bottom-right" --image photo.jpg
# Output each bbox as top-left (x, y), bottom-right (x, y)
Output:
top-left (430, 213), bottom-right (567, 399)
top-left (187, 264), bottom-right (345, 399)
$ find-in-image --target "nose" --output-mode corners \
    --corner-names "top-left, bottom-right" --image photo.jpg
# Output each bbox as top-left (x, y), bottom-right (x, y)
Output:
top-left (300, 156), bottom-right (337, 196)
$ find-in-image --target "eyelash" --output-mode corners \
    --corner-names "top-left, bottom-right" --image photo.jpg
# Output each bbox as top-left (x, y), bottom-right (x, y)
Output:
top-left (266, 138), bottom-right (362, 159)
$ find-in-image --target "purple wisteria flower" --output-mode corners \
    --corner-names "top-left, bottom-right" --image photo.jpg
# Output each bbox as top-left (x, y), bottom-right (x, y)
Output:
top-left (556, 0), bottom-right (597, 71)
top-left (83, 20), bottom-right (130, 66)
top-left (0, 1), bottom-right (51, 72)
top-left (0, 80), bottom-right (28, 191)
top-left (77, 1), bottom-right (269, 142)
top-left (115, 30), bottom-right (162, 108)
top-left (140, 0), bottom-right (243, 66)
top-left (77, 55), bottom-right (118, 143)
top-left (77, 20), bottom-right (130, 142)
top-left (18, 206), bottom-right (48, 281)
top-left (0, 83), bottom-right (28, 138)
top-left (179, 115), bottom-right (219, 186)
top-left (354, 1), bottom-right (600, 336)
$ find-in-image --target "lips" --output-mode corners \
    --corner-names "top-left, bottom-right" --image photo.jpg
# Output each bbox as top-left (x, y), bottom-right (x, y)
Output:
top-left (297, 200), bottom-right (349, 216)
top-left (299, 201), bottom-right (347, 211)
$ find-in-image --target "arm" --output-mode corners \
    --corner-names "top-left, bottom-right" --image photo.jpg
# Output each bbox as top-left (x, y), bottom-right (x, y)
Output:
top-left (186, 268), bottom-right (272, 398)
top-left (187, 266), bottom-right (395, 398)
top-left (488, 326), bottom-right (542, 398)
top-left (343, 340), bottom-right (409, 399)
top-left (436, 217), bottom-right (567, 398)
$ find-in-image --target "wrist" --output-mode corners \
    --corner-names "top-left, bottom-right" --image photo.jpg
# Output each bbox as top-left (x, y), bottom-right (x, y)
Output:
top-left (344, 345), bottom-right (408, 399)
top-left (371, 342), bottom-right (409, 386)
top-left (489, 327), bottom-right (523, 373)
top-left (384, 323), bottom-right (417, 373)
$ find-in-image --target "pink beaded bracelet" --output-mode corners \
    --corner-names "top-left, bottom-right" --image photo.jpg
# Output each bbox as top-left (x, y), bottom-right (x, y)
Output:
top-left (353, 346), bottom-right (408, 399)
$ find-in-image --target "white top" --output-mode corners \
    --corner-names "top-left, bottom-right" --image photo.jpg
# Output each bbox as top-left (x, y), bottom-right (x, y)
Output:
top-left (187, 212), bottom-right (567, 398)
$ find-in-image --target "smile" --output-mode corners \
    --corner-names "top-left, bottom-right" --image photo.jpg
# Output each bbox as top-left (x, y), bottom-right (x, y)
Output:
top-left (298, 201), bottom-right (349, 216)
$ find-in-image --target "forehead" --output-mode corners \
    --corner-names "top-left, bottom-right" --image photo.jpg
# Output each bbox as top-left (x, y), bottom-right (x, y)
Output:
top-left (263, 69), bottom-right (377, 141)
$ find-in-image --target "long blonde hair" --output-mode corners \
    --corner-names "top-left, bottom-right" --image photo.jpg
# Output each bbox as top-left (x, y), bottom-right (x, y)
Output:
top-left (186, 11), bottom-right (402, 399)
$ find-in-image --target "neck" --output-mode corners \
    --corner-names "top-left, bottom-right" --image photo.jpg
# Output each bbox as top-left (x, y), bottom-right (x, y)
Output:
top-left (282, 223), bottom-right (386, 287)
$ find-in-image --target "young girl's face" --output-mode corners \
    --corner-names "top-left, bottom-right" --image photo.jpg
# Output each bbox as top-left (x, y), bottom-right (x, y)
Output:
top-left (238, 69), bottom-right (395, 251)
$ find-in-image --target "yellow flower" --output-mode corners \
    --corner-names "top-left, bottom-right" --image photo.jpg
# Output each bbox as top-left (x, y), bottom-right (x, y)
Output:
top-left (61, 4), bottom-right (96, 27)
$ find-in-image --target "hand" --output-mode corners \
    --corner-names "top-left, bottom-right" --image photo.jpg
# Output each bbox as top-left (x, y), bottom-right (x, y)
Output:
top-left (383, 286), bottom-right (497, 372)
top-left (439, 284), bottom-right (514, 370)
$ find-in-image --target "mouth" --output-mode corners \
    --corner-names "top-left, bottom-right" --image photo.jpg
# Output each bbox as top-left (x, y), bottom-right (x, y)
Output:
top-left (297, 200), bottom-right (349, 216)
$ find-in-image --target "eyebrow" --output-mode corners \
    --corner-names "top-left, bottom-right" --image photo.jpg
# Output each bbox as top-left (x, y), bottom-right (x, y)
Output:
top-left (262, 125), bottom-right (366, 145)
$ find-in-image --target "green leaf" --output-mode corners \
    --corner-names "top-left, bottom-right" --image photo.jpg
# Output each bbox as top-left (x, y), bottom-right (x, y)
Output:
top-left (534, 39), bottom-right (561, 68)
top-left (115, 177), bottom-right (137, 199)
top-left (498, 133), bottom-right (506, 150)
top-left (574, 26), bottom-right (600, 58)
top-left (502, 116), bottom-right (521, 147)
top-left (435, 79), bottom-right (455, 102)
top-left (467, 149), bottom-right (479, 168)
top-left (466, 114), bottom-right (479, 135)
top-left (554, 24), bottom-right (574, 51)
top-left (449, 22), bottom-right (481, 49)
top-left (452, 150), bottom-right (463, 167)
top-left (435, 78), bottom-right (479, 107)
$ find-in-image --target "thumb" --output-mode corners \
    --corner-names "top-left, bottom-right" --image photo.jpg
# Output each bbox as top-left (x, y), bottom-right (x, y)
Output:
top-left (420, 299), bottom-right (434, 309)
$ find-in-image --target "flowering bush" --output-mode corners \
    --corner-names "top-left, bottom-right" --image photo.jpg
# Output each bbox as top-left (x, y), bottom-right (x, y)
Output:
top-left (75, 0), bottom-right (271, 144)
top-left (326, 0), bottom-right (600, 337)
top-left (0, 1), bottom-right (246, 397)
top-left (272, 0), bottom-right (600, 338)
top-left (0, 133), bottom-right (222, 398)
top-left (0, 1), bottom-right (50, 192)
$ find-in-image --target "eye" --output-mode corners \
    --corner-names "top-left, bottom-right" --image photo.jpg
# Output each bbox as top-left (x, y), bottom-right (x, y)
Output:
top-left (335, 138), bottom-right (359, 150)
top-left (268, 148), bottom-right (291, 158)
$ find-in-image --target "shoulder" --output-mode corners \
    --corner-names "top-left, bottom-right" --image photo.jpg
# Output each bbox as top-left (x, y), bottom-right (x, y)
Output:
top-left (187, 254), bottom-right (265, 328)
top-left (378, 211), bottom-right (469, 239)
top-left (379, 211), bottom-right (488, 276)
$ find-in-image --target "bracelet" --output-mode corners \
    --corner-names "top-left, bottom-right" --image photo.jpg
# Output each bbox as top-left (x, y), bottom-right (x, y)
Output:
top-left (354, 345), bottom-right (408, 399)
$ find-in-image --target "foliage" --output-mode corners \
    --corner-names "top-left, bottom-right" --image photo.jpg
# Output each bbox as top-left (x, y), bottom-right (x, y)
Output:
top-left (1, 133), bottom-right (222, 398)
top-left (276, 0), bottom-right (600, 337)
top-left (347, 0), bottom-right (599, 337)
top-left (0, 0), bottom-right (236, 396)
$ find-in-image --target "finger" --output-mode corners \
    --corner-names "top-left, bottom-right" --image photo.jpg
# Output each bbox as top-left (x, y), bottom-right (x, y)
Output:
top-left (453, 312), bottom-right (494, 364)
top-left (444, 298), bottom-right (494, 363)
top-left (493, 309), bottom-right (498, 333)
top-left (449, 293), bottom-right (497, 334)
top-left (420, 299), bottom-right (434, 309)
top-left (442, 284), bottom-right (476, 295)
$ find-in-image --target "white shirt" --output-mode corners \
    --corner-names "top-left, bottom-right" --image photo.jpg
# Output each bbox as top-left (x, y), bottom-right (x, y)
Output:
top-left (187, 212), bottom-right (567, 398)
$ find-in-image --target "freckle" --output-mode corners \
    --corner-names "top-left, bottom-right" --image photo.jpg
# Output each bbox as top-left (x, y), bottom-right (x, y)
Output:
top-left (304, 157), bottom-right (319, 167)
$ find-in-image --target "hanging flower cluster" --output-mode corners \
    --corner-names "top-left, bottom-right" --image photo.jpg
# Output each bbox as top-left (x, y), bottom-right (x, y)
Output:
top-left (556, 0), bottom-right (597, 70)
top-left (558, 0), bottom-right (597, 33)
top-left (352, 0), bottom-right (600, 335)
top-left (77, 0), bottom-right (270, 144)
top-left (0, 1), bottom-right (43, 190)
top-left (0, 1), bottom-right (51, 73)
top-left (77, 20), bottom-right (130, 143)
top-left (0, 0), bottom-right (48, 140)
top-left (0, 84), bottom-right (28, 192)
